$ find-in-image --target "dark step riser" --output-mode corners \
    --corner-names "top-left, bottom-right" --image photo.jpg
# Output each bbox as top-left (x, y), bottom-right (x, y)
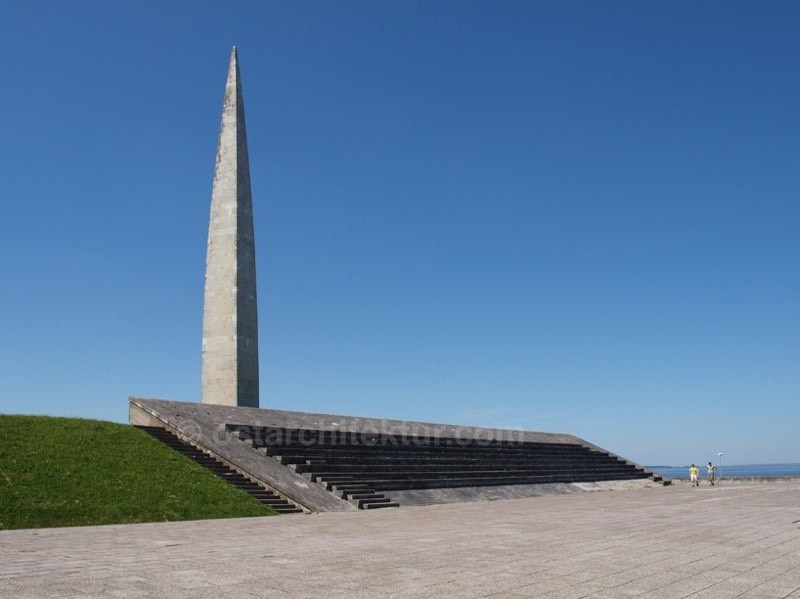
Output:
top-left (265, 447), bottom-right (602, 458)
top-left (329, 474), bottom-right (645, 492)
top-left (276, 455), bottom-right (623, 467)
top-left (279, 456), bottom-right (623, 468)
top-left (294, 462), bottom-right (636, 476)
top-left (295, 455), bottom-right (624, 465)
top-left (367, 475), bottom-right (645, 491)
top-left (317, 469), bottom-right (642, 484)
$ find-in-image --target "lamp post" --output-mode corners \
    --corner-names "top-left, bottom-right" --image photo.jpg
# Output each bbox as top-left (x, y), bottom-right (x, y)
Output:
top-left (717, 452), bottom-right (723, 485)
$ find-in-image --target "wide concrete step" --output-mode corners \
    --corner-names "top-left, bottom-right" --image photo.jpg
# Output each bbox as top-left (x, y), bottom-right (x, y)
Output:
top-left (277, 454), bottom-right (620, 467)
top-left (314, 464), bottom-right (638, 477)
top-left (362, 501), bottom-right (400, 509)
top-left (263, 445), bottom-right (596, 458)
top-left (358, 497), bottom-right (394, 508)
top-left (332, 482), bottom-right (373, 490)
top-left (317, 471), bottom-right (640, 485)
top-left (347, 493), bottom-right (385, 500)
top-left (234, 426), bottom-right (575, 448)
top-left (297, 454), bottom-right (620, 465)
top-left (329, 472), bottom-right (644, 491)
top-left (296, 461), bottom-right (635, 475)
top-left (321, 467), bottom-right (640, 486)
top-left (256, 437), bottom-right (593, 449)
top-left (278, 452), bottom-right (633, 472)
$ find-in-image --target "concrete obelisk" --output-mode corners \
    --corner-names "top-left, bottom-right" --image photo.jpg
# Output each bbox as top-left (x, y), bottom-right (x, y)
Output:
top-left (201, 47), bottom-right (259, 408)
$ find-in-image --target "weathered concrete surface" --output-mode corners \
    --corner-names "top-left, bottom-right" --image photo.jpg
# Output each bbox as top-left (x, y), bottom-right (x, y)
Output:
top-left (3, 482), bottom-right (800, 598)
top-left (202, 47), bottom-right (259, 408)
top-left (132, 396), bottom-right (609, 446)
top-left (387, 478), bottom-right (657, 506)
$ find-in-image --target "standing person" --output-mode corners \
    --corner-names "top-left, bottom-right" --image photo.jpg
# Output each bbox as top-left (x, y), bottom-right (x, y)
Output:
top-left (689, 464), bottom-right (700, 487)
top-left (707, 461), bottom-right (716, 486)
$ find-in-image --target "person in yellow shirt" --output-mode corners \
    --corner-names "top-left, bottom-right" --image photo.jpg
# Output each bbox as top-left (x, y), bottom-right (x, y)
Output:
top-left (689, 464), bottom-right (700, 486)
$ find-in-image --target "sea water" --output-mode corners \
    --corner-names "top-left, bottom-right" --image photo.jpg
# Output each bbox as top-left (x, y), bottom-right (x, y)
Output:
top-left (649, 463), bottom-right (800, 479)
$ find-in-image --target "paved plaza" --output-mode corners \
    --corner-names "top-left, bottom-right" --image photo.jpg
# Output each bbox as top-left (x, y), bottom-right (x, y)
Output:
top-left (2, 481), bottom-right (800, 598)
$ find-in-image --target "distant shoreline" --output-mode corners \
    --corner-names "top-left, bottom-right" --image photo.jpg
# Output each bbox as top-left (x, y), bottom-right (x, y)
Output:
top-left (665, 476), bottom-right (800, 485)
top-left (649, 463), bottom-right (800, 479)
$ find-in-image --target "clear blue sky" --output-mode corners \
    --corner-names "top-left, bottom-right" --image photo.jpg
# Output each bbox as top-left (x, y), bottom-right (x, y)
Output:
top-left (1, 1), bottom-right (798, 467)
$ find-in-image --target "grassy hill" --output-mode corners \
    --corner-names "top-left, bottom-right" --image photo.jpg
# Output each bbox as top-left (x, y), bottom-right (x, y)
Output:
top-left (0, 414), bottom-right (276, 530)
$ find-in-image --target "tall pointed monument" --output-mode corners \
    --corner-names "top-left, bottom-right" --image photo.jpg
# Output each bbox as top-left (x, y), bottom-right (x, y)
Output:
top-left (201, 47), bottom-right (259, 408)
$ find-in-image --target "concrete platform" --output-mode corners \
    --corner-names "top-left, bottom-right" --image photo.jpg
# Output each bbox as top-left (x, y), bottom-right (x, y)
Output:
top-left (2, 481), bottom-right (800, 598)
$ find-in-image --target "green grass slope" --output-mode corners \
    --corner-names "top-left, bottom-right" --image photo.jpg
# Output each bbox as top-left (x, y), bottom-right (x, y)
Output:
top-left (0, 415), bottom-right (276, 529)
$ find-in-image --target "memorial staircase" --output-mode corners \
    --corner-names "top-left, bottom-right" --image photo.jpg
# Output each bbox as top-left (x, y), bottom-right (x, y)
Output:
top-left (231, 425), bottom-right (661, 509)
top-left (137, 426), bottom-right (304, 514)
top-left (129, 398), bottom-right (666, 513)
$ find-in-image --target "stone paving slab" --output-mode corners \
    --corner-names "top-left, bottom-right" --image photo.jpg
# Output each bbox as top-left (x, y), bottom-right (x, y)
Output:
top-left (2, 482), bottom-right (800, 598)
